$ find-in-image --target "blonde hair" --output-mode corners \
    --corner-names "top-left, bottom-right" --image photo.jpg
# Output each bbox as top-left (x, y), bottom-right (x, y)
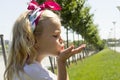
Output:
top-left (34, 10), bottom-right (60, 36)
top-left (4, 10), bottom-right (60, 80)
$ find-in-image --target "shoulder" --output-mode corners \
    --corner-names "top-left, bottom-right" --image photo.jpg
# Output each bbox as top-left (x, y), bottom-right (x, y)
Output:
top-left (24, 61), bottom-right (57, 80)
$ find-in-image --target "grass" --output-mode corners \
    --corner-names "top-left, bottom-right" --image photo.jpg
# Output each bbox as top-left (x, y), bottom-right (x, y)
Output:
top-left (67, 49), bottom-right (120, 80)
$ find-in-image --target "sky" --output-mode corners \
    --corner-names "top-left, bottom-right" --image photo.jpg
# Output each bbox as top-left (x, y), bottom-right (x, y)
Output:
top-left (87, 0), bottom-right (120, 39)
top-left (0, 0), bottom-right (120, 40)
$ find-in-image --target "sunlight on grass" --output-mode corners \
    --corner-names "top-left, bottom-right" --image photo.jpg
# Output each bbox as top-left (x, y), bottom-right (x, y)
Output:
top-left (67, 49), bottom-right (120, 80)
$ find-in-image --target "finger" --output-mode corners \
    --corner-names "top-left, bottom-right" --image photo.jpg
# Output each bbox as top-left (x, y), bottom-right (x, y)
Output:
top-left (61, 45), bottom-right (74, 54)
top-left (80, 44), bottom-right (86, 48)
top-left (71, 44), bottom-right (86, 54)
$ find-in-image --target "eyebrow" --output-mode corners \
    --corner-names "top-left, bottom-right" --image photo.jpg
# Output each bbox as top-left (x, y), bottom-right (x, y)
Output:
top-left (54, 30), bottom-right (61, 33)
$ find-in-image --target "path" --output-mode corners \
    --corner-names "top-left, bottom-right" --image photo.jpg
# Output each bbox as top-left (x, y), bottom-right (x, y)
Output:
top-left (110, 47), bottom-right (120, 52)
top-left (0, 56), bottom-right (5, 80)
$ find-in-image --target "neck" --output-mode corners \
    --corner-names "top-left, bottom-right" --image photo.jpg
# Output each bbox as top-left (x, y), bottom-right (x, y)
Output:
top-left (36, 52), bottom-right (46, 63)
top-left (34, 46), bottom-right (46, 63)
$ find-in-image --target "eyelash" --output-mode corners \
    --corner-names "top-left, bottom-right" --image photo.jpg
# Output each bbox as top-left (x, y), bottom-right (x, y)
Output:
top-left (53, 35), bottom-right (59, 38)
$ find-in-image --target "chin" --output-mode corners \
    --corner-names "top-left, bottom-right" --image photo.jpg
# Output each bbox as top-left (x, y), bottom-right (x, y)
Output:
top-left (56, 51), bottom-right (61, 56)
top-left (52, 51), bottom-right (60, 56)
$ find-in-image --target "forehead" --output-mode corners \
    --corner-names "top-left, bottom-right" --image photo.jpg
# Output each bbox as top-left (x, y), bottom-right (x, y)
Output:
top-left (43, 17), bottom-right (61, 34)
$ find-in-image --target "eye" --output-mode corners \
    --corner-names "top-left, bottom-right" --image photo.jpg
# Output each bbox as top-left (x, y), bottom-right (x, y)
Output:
top-left (53, 35), bottom-right (58, 38)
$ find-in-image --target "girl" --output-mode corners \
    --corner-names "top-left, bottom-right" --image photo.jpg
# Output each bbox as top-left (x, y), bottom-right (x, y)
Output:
top-left (4, 0), bottom-right (86, 80)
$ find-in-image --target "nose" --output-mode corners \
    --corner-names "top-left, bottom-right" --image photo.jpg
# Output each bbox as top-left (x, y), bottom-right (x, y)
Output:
top-left (59, 36), bottom-right (63, 44)
top-left (59, 37), bottom-right (64, 50)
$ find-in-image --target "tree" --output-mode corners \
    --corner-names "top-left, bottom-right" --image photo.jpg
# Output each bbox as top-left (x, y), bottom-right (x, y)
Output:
top-left (36, 0), bottom-right (105, 50)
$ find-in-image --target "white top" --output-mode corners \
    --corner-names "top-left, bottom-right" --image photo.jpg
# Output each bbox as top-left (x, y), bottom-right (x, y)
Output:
top-left (13, 61), bottom-right (57, 80)
top-left (24, 61), bottom-right (57, 80)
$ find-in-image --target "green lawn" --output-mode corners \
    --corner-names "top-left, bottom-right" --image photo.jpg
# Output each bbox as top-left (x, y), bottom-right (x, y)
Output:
top-left (67, 49), bottom-right (120, 80)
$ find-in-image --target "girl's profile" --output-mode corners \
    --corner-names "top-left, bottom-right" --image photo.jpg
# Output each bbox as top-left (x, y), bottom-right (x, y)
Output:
top-left (4, 0), bottom-right (86, 80)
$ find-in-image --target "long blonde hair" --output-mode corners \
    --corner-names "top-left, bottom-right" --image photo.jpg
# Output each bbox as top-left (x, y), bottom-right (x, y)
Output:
top-left (4, 11), bottom-right (37, 80)
top-left (4, 10), bottom-right (60, 80)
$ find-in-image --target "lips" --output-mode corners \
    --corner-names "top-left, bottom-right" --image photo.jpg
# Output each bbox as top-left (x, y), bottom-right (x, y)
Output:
top-left (61, 46), bottom-right (64, 50)
top-left (60, 43), bottom-right (64, 51)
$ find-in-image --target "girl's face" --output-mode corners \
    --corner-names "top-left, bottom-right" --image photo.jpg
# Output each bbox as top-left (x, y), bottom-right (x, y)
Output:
top-left (37, 17), bottom-right (63, 56)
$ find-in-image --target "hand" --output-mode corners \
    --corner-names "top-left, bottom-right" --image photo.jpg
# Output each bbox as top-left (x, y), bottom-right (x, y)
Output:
top-left (57, 44), bottom-right (86, 63)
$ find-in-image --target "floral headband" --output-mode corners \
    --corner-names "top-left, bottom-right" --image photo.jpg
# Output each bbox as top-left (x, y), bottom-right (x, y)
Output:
top-left (27, 0), bottom-right (61, 31)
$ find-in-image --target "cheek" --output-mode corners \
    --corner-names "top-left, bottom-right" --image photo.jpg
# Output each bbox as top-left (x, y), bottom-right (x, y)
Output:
top-left (44, 37), bottom-right (59, 51)
top-left (48, 38), bottom-right (61, 52)
top-left (41, 36), bottom-right (62, 55)
top-left (50, 38), bottom-right (60, 49)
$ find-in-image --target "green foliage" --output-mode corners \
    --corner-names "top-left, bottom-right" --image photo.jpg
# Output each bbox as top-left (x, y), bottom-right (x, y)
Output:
top-left (0, 45), bottom-right (1, 50)
top-left (68, 49), bottom-right (120, 80)
top-left (36, 0), bottom-right (105, 50)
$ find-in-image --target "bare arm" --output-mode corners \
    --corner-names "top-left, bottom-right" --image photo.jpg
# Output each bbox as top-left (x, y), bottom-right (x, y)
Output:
top-left (57, 60), bottom-right (68, 80)
top-left (57, 44), bottom-right (86, 80)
